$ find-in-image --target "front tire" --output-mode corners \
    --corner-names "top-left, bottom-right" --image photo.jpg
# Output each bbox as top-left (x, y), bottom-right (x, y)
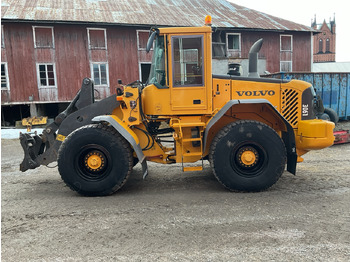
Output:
top-left (57, 124), bottom-right (133, 196)
top-left (209, 120), bottom-right (286, 192)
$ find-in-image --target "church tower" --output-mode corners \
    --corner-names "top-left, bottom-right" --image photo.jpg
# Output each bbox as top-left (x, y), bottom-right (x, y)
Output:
top-left (312, 15), bottom-right (336, 62)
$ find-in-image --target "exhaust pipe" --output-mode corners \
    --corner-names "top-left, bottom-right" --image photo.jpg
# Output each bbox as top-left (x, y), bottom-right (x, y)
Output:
top-left (248, 38), bottom-right (263, 78)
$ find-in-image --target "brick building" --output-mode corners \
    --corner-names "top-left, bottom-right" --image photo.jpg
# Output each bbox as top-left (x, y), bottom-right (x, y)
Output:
top-left (312, 16), bottom-right (336, 63)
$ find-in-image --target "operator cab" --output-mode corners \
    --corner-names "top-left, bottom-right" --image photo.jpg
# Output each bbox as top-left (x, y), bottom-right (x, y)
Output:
top-left (147, 34), bottom-right (204, 88)
top-left (144, 25), bottom-right (213, 115)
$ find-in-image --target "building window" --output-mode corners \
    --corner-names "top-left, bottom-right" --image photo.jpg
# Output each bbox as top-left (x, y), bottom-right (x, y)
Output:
top-left (37, 64), bottom-right (56, 88)
top-left (280, 35), bottom-right (292, 51)
top-left (318, 39), bottom-right (323, 53)
top-left (91, 63), bottom-right (109, 86)
top-left (33, 26), bottom-right (54, 48)
top-left (139, 63), bottom-right (151, 83)
top-left (227, 33), bottom-right (240, 50)
top-left (226, 33), bottom-right (241, 58)
top-left (87, 28), bottom-right (107, 50)
top-left (326, 38), bottom-right (330, 53)
top-left (280, 35), bottom-right (293, 72)
top-left (280, 61), bottom-right (292, 72)
top-left (137, 30), bottom-right (151, 50)
top-left (1, 63), bottom-right (9, 90)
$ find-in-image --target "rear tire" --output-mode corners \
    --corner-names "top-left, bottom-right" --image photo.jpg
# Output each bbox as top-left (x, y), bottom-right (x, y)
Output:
top-left (324, 108), bottom-right (339, 124)
top-left (57, 124), bottom-right (133, 196)
top-left (209, 120), bottom-right (286, 192)
top-left (318, 113), bottom-right (330, 121)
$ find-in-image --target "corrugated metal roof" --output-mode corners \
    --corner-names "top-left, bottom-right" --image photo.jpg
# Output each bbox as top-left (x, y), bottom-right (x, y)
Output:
top-left (1, 0), bottom-right (314, 32)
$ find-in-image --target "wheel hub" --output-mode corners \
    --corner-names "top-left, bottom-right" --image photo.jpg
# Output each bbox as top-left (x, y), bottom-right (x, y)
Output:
top-left (237, 147), bottom-right (259, 168)
top-left (84, 151), bottom-right (105, 172)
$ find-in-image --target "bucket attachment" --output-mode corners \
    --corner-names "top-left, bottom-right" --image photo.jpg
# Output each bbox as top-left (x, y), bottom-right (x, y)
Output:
top-left (20, 132), bottom-right (42, 171)
top-left (19, 126), bottom-right (60, 172)
top-left (19, 78), bottom-right (119, 172)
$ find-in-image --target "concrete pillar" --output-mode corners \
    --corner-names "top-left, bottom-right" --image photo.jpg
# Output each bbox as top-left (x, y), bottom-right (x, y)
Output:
top-left (30, 103), bottom-right (38, 117)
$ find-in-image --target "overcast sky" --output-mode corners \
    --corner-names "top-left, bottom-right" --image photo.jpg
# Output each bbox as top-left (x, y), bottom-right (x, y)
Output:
top-left (230, 0), bottom-right (350, 62)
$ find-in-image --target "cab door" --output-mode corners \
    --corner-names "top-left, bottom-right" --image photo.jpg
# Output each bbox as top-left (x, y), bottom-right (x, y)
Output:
top-left (169, 34), bottom-right (208, 113)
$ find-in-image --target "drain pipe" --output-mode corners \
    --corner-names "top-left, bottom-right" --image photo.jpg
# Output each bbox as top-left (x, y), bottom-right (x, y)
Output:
top-left (248, 38), bottom-right (263, 78)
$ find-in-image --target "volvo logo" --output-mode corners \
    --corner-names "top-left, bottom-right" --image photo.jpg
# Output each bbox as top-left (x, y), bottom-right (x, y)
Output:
top-left (236, 90), bottom-right (275, 97)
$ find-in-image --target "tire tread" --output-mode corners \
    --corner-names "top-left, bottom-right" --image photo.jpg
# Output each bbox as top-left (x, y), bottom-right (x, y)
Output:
top-left (58, 123), bottom-right (133, 196)
top-left (209, 120), bottom-right (286, 192)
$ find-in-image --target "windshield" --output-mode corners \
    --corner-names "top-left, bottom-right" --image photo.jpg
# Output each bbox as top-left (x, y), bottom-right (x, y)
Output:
top-left (147, 36), bottom-right (166, 88)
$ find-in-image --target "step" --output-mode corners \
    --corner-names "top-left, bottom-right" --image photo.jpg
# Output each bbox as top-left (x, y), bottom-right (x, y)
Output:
top-left (172, 122), bottom-right (205, 128)
top-left (183, 166), bottom-right (203, 172)
top-left (182, 137), bottom-right (202, 142)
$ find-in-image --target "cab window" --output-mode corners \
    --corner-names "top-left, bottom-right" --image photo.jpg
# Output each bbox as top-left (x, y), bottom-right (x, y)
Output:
top-left (147, 36), bottom-right (166, 88)
top-left (172, 36), bottom-right (204, 87)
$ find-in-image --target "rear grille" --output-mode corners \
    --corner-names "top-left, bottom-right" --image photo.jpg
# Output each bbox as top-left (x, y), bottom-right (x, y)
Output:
top-left (281, 89), bottom-right (300, 127)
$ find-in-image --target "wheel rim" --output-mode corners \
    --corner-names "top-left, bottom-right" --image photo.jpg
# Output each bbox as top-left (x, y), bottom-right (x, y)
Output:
top-left (76, 145), bottom-right (111, 181)
top-left (231, 143), bottom-right (267, 177)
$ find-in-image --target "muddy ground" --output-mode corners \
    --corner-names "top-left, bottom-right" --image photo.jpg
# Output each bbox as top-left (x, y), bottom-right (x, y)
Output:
top-left (1, 126), bottom-right (350, 261)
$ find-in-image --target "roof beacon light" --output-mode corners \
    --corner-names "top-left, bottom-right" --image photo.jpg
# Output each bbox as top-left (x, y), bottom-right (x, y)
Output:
top-left (205, 15), bottom-right (212, 26)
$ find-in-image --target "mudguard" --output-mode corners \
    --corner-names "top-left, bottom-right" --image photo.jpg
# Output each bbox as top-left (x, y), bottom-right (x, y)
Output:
top-left (92, 115), bottom-right (148, 179)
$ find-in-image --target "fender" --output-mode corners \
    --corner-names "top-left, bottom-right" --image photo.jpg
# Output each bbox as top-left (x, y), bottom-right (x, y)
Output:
top-left (92, 115), bottom-right (148, 179)
top-left (204, 99), bottom-right (297, 175)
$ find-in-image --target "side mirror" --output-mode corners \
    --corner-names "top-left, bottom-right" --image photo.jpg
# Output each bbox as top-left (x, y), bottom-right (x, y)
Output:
top-left (146, 31), bottom-right (157, 53)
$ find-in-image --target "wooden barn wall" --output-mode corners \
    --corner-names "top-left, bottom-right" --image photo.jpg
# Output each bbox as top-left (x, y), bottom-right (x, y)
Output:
top-left (1, 22), bottom-right (140, 104)
top-left (2, 23), bottom-right (37, 103)
top-left (1, 41), bottom-right (10, 103)
top-left (107, 27), bottom-right (139, 88)
top-left (54, 24), bottom-right (91, 100)
top-left (240, 31), bottom-right (311, 73)
top-left (292, 32), bottom-right (312, 71)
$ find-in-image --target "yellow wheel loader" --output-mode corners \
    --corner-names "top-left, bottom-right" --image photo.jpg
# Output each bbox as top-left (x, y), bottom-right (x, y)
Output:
top-left (20, 17), bottom-right (335, 196)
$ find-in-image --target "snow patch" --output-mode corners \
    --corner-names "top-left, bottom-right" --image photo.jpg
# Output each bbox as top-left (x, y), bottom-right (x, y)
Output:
top-left (1, 128), bottom-right (44, 140)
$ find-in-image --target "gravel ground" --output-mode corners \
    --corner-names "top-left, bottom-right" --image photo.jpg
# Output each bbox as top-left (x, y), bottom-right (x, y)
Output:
top-left (1, 125), bottom-right (350, 261)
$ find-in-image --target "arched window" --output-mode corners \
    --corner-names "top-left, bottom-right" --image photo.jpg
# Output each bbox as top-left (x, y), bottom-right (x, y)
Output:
top-left (319, 39), bottom-right (323, 53)
top-left (326, 38), bottom-right (330, 53)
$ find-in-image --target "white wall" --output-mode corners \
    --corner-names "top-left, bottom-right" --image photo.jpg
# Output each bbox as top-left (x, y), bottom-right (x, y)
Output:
top-left (212, 58), bottom-right (267, 77)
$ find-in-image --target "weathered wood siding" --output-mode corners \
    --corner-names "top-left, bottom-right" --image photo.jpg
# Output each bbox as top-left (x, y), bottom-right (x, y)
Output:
top-left (1, 22), bottom-right (141, 104)
top-left (2, 23), bottom-right (37, 103)
top-left (292, 32), bottom-right (312, 71)
top-left (240, 31), bottom-right (311, 73)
